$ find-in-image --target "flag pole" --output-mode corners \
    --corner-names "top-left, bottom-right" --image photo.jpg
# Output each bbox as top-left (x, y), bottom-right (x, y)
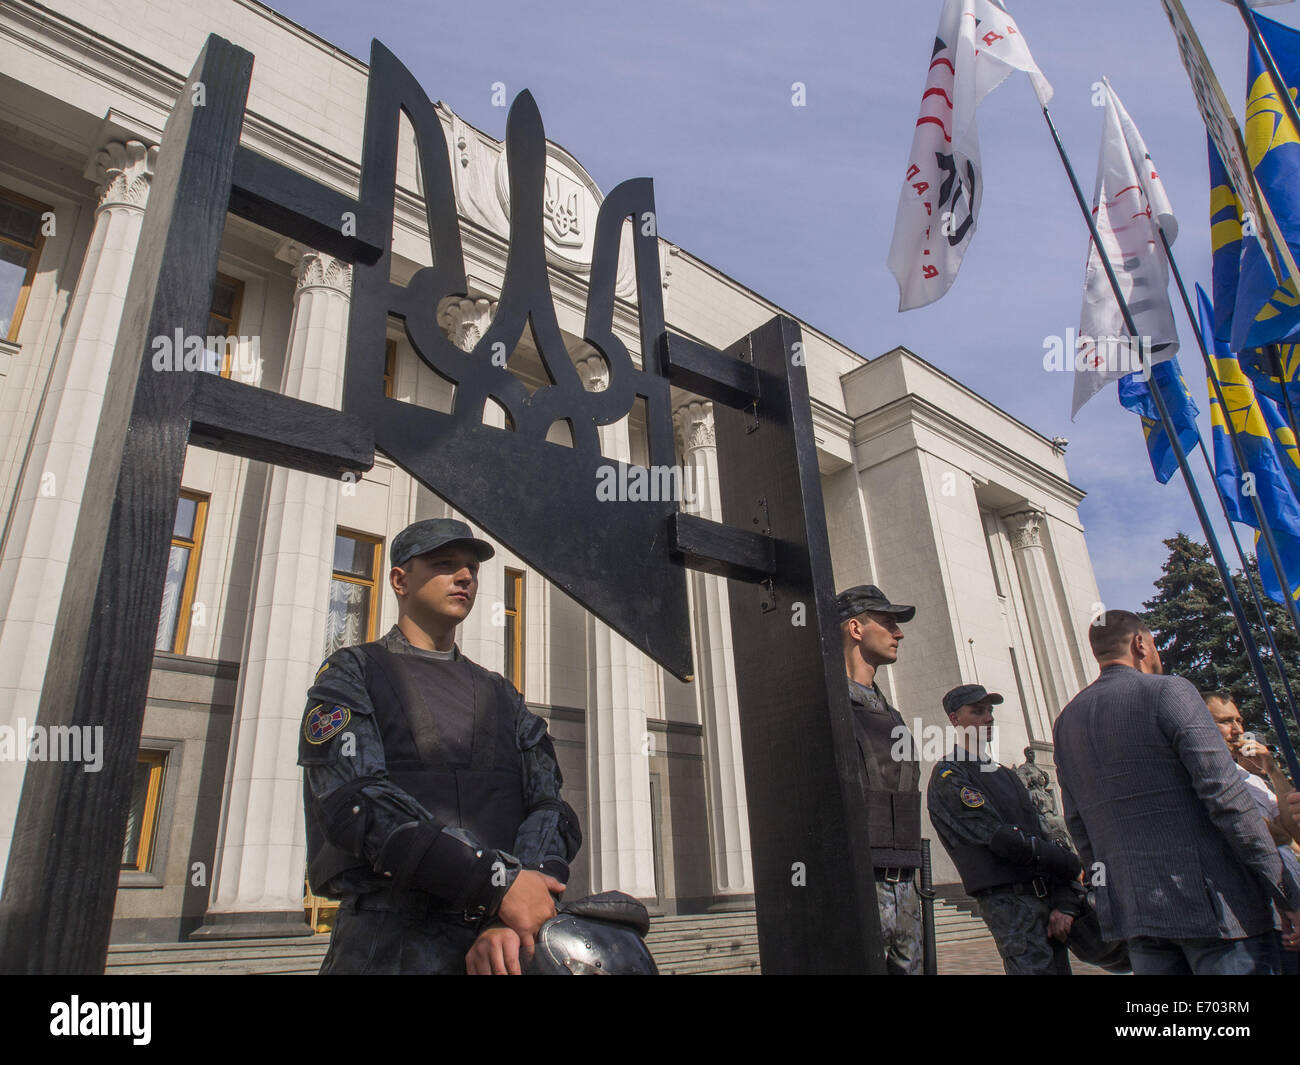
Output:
top-left (1265, 343), bottom-right (1300, 441)
top-left (1232, 0), bottom-right (1300, 171)
top-left (1041, 102), bottom-right (1300, 778)
top-left (1158, 233), bottom-right (1300, 753)
top-left (1160, 228), bottom-right (1300, 663)
top-left (1233, 0), bottom-right (1300, 435)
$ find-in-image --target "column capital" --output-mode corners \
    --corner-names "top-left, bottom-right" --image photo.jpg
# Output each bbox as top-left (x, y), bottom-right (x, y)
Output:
top-left (575, 353), bottom-right (610, 392)
top-left (1003, 507), bottom-right (1045, 551)
top-left (90, 140), bottom-right (158, 211)
top-left (275, 240), bottom-right (352, 296)
top-left (673, 399), bottom-right (715, 454)
top-left (438, 296), bottom-right (497, 352)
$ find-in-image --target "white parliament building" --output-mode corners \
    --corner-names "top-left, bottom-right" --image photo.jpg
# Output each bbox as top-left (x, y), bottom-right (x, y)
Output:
top-left (0, 0), bottom-right (1104, 945)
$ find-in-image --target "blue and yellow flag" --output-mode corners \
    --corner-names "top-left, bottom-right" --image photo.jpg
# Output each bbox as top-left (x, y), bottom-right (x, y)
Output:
top-left (1209, 136), bottom-right (1244, 346)
top-left (1238, 343), bottom-right (1300, 407)
top-left (1117, 357), bottom-right (1200, 485)
top-left (1199, 284), bottom-right (1300, 605)
top-left (1228, 12), bottom-right (1300, 352)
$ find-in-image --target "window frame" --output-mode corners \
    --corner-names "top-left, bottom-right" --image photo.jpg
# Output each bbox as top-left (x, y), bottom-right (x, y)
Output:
top-left (0, 185), bottom-right (50, 343)
top-left (504, 567), bottom-right (525, 694)
top-left (121, 749), bottom-right (167, 874)
top-left (207, 272), bottom-right (245, 378)
top-left (157, 489), bottom-right (210, 655)
top-left (383, 337), bottom-right (397, 398)
top-left (326, 529), bottom-right (385, 656)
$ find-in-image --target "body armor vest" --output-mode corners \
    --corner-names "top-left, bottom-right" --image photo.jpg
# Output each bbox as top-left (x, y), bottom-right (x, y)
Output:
top-left (942, 761), bottom-right (1046, 895)
top-left (849, 683), bottom-right (922, 868)
top-left (307, 642), bottom-right (525, 894)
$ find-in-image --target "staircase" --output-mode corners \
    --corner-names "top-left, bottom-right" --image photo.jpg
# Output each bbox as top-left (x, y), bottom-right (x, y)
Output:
top-left (107, 936), bottom-right (329, 975)
top-left (644, 911), bottom-right (760, 975)
top-left (106, 900), bottom-right (989, 975)
top-left (932, 897), bottom-right (993, 944)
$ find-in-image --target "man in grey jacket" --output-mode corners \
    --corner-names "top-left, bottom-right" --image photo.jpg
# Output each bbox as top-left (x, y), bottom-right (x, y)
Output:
top-left (1053, 609), bottom-right (1300, 975)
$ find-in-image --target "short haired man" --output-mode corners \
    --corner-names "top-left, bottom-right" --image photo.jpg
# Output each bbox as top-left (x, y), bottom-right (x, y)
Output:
top-left (927, 685), bottom-right (1083, 974)
top-left (1053, 610), bottom-right (1300, 974)
top-left (1203, 691), bottom-right (1300, 969)
top-left (836, 584), bottom-right (922, 975)
top-left (298, 518), bottom-right (582, 974)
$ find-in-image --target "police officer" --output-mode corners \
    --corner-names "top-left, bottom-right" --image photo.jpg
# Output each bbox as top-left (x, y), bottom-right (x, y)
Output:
top-left (837, 584), bottom-right (923, 975)
top-left (299, 518), bottom-right (582, 975)
top-left (927, 684), bottom-right (1084, 975)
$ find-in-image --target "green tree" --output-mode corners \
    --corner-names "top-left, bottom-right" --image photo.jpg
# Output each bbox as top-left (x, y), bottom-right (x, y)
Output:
top-left (1142, 532), bottom-right (1300, 754)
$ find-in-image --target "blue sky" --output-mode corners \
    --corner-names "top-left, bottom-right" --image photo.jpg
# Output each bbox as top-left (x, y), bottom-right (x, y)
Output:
top-left (267, 0), bottom-right (1285, 613)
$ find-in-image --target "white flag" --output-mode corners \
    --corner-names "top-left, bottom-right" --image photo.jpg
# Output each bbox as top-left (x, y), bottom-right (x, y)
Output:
top-left (1072, 79), bottom-right (1179, 418)
top-left (887, 0), bottom-right (1053, 311)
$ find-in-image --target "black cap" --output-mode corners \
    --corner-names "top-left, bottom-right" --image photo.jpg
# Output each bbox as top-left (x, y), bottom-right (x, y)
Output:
top-left (942, 684), bottom-right (1004, 715)
top-left (834, 585), bottom-right (916, 624)
top-left (390, 518), bottom-right (495, 568)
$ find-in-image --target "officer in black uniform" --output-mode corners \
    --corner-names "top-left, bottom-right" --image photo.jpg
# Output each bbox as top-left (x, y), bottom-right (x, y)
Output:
top-left (927, 683), bottom-right (1084, 975)
top-left (299, 518), bottom-right (581, 975)
top-left (837, 584), bottom-right (924, 975)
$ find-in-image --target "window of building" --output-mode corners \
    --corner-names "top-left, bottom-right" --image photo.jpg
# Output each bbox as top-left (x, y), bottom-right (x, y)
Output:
top-left (504, 568), bottom-right (524, 693)
top-left (383, 337), bottom-right (397, 398)
top-left (204, 273), bottom-right (244, 377)
top-left (0, 187), bottom-right (49, 342)
top-left (121, 749), bottom-right (168, 872)
top-left (155, 490), bottom-right (209, 653)
top-left (325, 530), bottom-right (383, 657)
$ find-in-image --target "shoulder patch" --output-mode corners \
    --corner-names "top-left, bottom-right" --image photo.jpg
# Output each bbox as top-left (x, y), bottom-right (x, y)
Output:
top-left (959, 786), bottom-right (984, 809)
top-left (314, 660), bottom-right (330, 681)
top-left (940, 768), bottom-right (954, 779)
top-left (304, 704), bottom-right (351, 745)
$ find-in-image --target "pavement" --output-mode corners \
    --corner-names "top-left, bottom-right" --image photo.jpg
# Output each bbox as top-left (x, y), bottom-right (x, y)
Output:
top-left (937, 933), bottom-right (1114, 975)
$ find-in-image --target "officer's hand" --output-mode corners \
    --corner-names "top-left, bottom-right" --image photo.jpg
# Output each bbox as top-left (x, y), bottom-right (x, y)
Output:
top-left (497, 870), bottom-right (565, 959)
top-left (466, 923), bottom-right (523, 975)
top-left (1047, 909), bottom-right (1073, 942)
top-left (1289, 792), bottom-right (1300, 821)
top-left (1281, 910), bottom-right (1300, 953)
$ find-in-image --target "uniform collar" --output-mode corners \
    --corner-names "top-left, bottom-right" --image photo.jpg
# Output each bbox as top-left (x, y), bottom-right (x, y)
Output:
top-left (382, 624), bottom-right (460, 660)
top-left (847, 677), bottom-right (885, 705)
top-left (945, 745), bottom-right (994, 767)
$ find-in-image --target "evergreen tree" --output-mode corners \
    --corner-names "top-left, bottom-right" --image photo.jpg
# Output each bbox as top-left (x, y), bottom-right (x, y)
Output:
top-left (1142, 532), bottom-right (1300, 754)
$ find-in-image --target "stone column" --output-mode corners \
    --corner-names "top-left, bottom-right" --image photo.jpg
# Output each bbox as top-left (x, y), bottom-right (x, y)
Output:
top-left (194, 244), bottom-right (351, 937)
top-left (674, 400), bottom-right (753, 900)
top-left (578, 354), bottom-right (655, 898)
top-left (1004, 508), bottom-right (1075, 730)
top-left (437, 297), bottom-right (506, 672)
top-left (0, 140), bottom-right (156, 882)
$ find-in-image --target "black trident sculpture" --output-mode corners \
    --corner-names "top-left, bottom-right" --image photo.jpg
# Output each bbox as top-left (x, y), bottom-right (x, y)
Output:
top-left (0, 35), bottom-right (886, 975)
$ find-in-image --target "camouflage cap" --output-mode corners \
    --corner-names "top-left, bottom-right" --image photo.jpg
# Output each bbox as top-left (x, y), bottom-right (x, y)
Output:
top-left (942, 684), bottom-right (1004, 715)
top-left (390, 518), bottom-right (495, 567)
top-left (834, 585), bottom-right (916, 624)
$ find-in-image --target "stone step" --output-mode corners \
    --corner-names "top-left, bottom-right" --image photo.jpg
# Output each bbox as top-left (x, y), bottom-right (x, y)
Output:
top-left (104, 901), bottom-right (992, 973)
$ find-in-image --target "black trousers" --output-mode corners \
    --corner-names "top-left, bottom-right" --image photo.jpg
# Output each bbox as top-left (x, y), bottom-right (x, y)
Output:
top-left (319, 894), bottom-right (482, 975)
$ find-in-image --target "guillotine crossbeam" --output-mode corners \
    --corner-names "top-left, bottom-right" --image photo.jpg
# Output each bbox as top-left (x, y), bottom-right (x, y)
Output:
top-left (230, 147), bottom-right (382, 264)
top-left (189, 373), bottom-right (373, 477)
top-left (669, 512), bottom-right (776, 583)
top-left (661, 330), bottom-right (760, 409)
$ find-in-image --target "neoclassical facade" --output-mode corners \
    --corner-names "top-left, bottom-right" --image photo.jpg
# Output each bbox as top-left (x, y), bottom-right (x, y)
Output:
top-left (0, 0), bottom-right (1103, 942)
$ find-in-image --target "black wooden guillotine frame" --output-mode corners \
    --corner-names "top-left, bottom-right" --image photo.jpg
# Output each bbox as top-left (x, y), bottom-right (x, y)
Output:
top-left (0, 35), bottom-right (886, 975)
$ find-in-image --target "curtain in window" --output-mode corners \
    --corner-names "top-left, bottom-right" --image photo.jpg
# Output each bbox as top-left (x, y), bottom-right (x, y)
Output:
top-left (325, 579), bottom-right (369, 657)
top-left (155, 544), bottom-right (190, 650)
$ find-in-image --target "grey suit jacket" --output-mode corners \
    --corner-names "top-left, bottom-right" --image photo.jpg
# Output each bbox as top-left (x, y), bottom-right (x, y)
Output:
top-left (1053, 665), bottom-right (1300, 942)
